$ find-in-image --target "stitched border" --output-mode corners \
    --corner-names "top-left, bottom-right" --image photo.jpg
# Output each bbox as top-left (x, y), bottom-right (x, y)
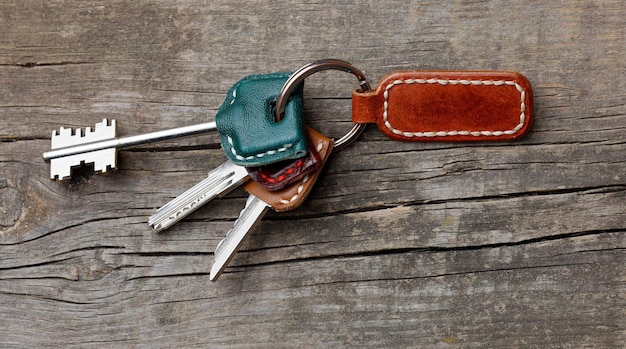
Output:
top-left (279, 141), bottom-right (325, 205)
top-left (227, 136), bottom-right (293, 161)
top-left (383, 78), bottom-right (527, 138)
top-left (257, 158), bottom-right (306, 183)
top-left (279, 175), bottom-right (309, 205)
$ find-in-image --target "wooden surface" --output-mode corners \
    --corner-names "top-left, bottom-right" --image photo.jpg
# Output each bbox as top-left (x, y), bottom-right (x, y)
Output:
top-left (1, 1), bottom-right (624, 348)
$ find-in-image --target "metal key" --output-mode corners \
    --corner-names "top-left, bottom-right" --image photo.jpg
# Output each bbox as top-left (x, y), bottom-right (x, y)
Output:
top-left (148, 160), bottom-right (249, 232)
top-left (149, 128), bottom-right (325, 232)
top-left (43, 118), bottom-right (217, 180)
top-left (210, 129), bottom-right (334, 281)
top-left (210, 194), bottom-right (269, 281)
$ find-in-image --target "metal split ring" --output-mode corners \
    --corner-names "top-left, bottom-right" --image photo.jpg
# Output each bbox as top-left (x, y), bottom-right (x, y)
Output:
top-left (274, 59), bottom-right (371, 152)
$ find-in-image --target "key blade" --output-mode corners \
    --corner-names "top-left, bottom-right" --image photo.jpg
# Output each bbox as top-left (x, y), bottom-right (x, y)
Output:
top-left (210, 194), bottom-right (270, 281)
top-left (149, 161), bottom-right (249, 232)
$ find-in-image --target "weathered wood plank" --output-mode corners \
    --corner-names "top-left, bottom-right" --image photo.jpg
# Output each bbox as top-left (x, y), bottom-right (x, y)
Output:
top-left (1, 0), bottom-right (624, 348)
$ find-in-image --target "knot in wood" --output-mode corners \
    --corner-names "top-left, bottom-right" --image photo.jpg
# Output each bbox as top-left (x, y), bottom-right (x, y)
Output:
top-left (0, 179), bottom-right (23, 229)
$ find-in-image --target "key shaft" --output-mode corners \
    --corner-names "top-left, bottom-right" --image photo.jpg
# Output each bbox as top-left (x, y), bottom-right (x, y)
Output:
top-left (210, 195), bottom-right (270, 281)
top-left (43, 121), bottom-right (217, 161)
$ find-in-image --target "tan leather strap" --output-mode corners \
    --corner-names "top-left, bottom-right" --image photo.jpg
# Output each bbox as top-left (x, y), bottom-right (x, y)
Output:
top-left (244, 127), bottom-right (334, 212)
top-left (352, 71), bottom-right (533, 142)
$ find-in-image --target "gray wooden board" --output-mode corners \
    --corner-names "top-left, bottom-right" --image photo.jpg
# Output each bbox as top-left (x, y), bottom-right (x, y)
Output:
top-left (1, 1), bottom-right (624, 348)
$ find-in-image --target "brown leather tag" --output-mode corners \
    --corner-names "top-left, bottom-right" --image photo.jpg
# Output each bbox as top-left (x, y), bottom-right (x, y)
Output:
top-left (352, 71), bottom-right (533, 142)
top-left (245, 136), bottom-right (322, 192)
top-left (244, 127), bottom-right (334, 212)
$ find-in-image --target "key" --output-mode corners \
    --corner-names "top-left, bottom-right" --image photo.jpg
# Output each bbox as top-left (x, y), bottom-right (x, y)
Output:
top-left (149, 127), bottom-right (325, 232)
top-left (43, 71), bottom-right (308, 180)
top-left (43, 119), bottom-right (217, 180)
top-left (210, 59), bottom-right (533, 281)
top-left (210, 195), bottom-right (269, 281)
top-left (148, 160), bottom-right (249, 232)
top-left (210, 128), bottom-right (333, 281)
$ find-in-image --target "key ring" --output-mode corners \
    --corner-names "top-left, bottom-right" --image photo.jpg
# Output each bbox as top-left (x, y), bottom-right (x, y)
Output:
top-left (274, 59), bottom-right (372, 151)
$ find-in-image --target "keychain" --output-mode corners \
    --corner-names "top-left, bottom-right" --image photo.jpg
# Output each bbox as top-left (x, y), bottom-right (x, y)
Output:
top-left (43, 59), bottom-right (533, 280)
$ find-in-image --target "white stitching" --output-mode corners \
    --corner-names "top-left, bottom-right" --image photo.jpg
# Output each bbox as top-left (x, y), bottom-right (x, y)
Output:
top-left (279, 175), bottom-right (309, 205)
top-left (227, 136), bottom-right (293, 161)
top-left (278, 140), bottom-right (324, 205)
top-left (383, 78), bottom-right (527, 138)
top-left (229, 89), bottom-right (236, 105)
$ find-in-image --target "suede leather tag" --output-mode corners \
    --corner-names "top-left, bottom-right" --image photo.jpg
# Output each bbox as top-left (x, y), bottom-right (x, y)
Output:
top-left (216, 72), bottom-right (308, 166)
top-left (352, 71), bottom-right (533, 142)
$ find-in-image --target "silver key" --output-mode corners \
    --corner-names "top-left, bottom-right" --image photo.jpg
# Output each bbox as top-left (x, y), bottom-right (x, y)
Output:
top-left (148, 128), bottom-right (328, 233)
top-left (148, 160), bottom-right (249, 232)
top-left (210, 194), bottom-right (270, 281)
top-left (209, 131), bottom-right (332, 281)
top-left (43, 118), bottom-right (217, 180)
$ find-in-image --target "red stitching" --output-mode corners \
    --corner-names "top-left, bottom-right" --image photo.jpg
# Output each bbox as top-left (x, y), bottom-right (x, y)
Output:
top-left (258, 159), bottom-right (305, 183)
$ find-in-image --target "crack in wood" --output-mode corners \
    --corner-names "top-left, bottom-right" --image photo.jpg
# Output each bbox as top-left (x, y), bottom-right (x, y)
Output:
top-left (125, 272), bottom-right (211, 282)
top-left (274, 261), bottom-right (598, 288)
top-left (0, 216), bottom-right (142, 246)
top-left (115, 251), bottom-right (213, 257)
top-left (0, 61), bottom-right (96, 68)
top-left (257, 184), bottom-right (626, 222)
top-left (230, 228), bottom-right (625, 270)
top-left (0, 256), bottom-right (77, 272)
top-left (0, 136), bottom-right (48, 142)
top-left (0, 291), bottom-right (95, 305)
top-left (50, 245), bottom-right (126, 258)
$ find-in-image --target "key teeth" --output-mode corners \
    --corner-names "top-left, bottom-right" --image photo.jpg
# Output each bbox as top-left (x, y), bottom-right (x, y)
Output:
top-left (51, 118), bottom-right (116, 149)
top-left (214, 238), bottom-right (226, 256)
top-left (148, 162), bottom-right (249, 232)
top-left (49, 148), bottom-right (117, 180)
top-left (214, 195), bottom-right (257, 256)
top-left (150, 195), bottom-right (202, 232)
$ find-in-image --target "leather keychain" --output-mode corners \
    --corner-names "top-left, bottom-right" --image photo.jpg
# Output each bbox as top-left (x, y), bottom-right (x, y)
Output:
top-left (275, 60), bottom-right (533, 146)
top-left (352, 71), bottom-right (532, 142)
top-left (215, 72), bottom-right (309, 167)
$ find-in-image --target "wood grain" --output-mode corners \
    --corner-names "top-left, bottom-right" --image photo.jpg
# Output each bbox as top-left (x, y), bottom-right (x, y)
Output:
top-left (1, 1), bottom-right (624, 348)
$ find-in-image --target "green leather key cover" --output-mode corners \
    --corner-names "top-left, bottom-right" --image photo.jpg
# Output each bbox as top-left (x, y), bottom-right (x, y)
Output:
top-left (215, 72), bottom-right (307, 167)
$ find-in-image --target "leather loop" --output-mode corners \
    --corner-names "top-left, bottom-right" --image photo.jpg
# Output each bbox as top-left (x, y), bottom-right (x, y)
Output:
top-left (352, 71), bottom-right (533, 142)
top-left (351, 90), bottom-right (380, 124)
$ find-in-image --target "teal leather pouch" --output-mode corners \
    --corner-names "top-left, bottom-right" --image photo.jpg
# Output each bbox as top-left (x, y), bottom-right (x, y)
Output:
top-left (215, 72), bottom-right (307, 167)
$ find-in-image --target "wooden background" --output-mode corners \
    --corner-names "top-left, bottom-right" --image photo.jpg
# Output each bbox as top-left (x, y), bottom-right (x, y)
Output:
top-left (1, 1), bottom-right (624, 348)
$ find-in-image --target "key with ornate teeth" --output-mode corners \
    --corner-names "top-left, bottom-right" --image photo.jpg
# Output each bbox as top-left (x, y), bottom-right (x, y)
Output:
top-left (43, 71), bottom-right (308, 180)
top-left (43, 119), bottom-right (218, 180)
top-left (210, 128), bottom-right (333, 281)
top-left (149, 128), bottom-right (325, 232)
